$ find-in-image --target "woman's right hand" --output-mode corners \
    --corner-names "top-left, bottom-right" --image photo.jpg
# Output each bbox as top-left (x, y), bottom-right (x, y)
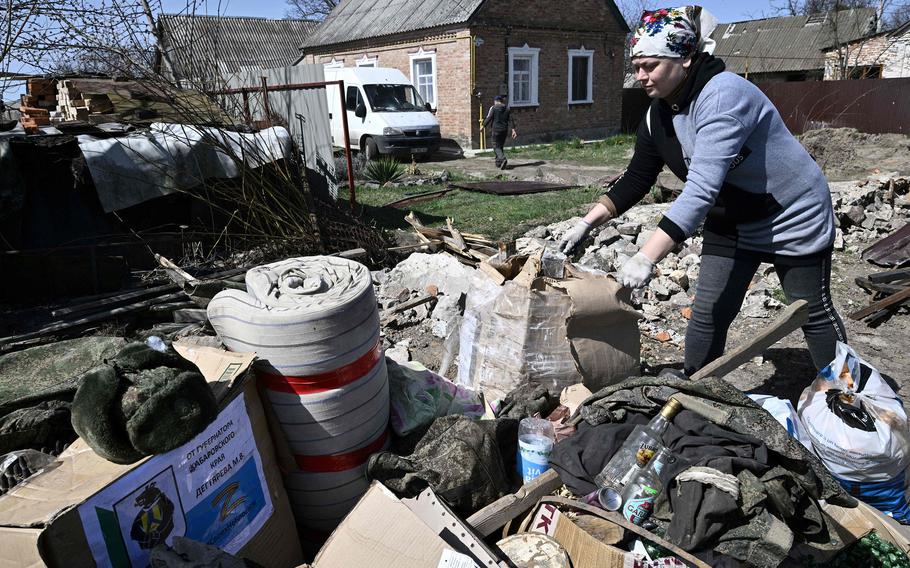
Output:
top-left (558, 220), bottom-right (592, 254)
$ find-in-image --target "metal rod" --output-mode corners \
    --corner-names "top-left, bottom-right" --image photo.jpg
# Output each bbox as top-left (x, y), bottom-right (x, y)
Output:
top-left (241, 91), bottom-right (251, 124)
top-left (260, 76), bottom-right (272, 128)
top-left (337, 80), bottom-right (356, 207)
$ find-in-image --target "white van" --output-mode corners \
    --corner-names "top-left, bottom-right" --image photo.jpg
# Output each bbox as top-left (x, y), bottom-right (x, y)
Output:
top-left (323, 67), bottom-right (441, 159)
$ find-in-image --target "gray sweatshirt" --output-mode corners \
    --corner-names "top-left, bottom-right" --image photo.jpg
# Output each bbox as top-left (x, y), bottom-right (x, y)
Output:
top-left (662, 70), bottom-right (835, 257)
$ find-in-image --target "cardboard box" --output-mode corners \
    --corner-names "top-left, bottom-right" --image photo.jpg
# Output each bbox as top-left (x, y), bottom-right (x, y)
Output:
top-left (0, 345), bottom-right (302, 568)
top-left (312, 482), bottom-right (505, 568)
top-left (528, 503), bottom-right (630, 568)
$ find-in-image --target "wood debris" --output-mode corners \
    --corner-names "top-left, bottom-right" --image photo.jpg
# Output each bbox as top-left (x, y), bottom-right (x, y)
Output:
top-left (403, 212), bottom-right (499, 266)
top-left (852, 267), bottom-right (910, 325)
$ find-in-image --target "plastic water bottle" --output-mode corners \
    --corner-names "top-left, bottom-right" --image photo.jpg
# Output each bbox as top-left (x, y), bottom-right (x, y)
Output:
top-left (594, 398), bottom-right (682, 490)
top-left (621, 446), bottom-right (673, 525)
top-left (517, 417), bottom-right (556, 484)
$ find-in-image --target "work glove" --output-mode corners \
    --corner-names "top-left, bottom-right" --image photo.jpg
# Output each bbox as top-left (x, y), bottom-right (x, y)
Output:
top-left (618, 252), bottom-right (656, 289)
top-left (558, 220), bottom-right (592, 254)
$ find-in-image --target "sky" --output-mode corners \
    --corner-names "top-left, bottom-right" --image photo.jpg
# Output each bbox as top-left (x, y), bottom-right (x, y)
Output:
top-left (159, 0), bottom-right (781, 23)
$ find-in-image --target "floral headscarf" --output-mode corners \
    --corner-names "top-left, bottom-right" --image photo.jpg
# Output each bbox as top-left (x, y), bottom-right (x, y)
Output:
top-left (630, 6), bottom-right (718, 59)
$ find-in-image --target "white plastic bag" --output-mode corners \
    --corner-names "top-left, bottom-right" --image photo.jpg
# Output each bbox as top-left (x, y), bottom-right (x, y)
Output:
top-left (797, 341), bottom-right (910, 522)
top-left (748, 394), bottom-right (814, 452)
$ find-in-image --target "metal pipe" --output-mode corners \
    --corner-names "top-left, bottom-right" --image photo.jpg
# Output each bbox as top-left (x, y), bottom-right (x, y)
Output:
top-left (260, 76), bottom-right (272, 127)
top-left (241, 91), bottom-right (251, 124)
top-left (337, 80), bottom-right (356, 208)
top-left (211, 79), bottom-right (357, 206)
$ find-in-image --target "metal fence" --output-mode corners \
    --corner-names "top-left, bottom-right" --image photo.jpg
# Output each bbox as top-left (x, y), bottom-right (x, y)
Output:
top-left (757, 78), bottom-right (910, 135)
top-left (622, 77), bottom-right (910, 135)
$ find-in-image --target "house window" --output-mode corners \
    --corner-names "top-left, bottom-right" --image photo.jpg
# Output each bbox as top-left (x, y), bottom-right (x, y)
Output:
top-left (508, 45), bottom-right (540, 106)
top-left (568, 48), bottom-right (594, 104)
top-left (323, 58), bottom-right (344, 69)
top-left (409, 48), bottom-right (437, 105)
top-left (356, 55), bottom-right (377, 67)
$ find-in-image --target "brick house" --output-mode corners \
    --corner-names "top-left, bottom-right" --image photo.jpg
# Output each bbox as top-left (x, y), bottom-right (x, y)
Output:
top-left (297, 0), bottom-right (629, 149)
top-left (823, 20), bottom-right (910, 79)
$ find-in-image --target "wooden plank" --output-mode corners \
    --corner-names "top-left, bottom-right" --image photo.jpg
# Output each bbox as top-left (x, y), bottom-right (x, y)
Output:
top-left (404, 212), bottom-right (434, 245)
top-left (854, 277), bottom-right (908, 296)
top-left (850, 287), bottom-right (910, 321)
top-left (478, 261), bottom-right (507, 285)
top-left (691, 299), bottom-right (809, 380)
top-left (868, 268), bottom-right (910, 284)
top-left (467, 470), bottom-right (562, 537)
top-left (541, 497), bottom-right (711, 568)
top-left (0, 292), bottom-right (188, 347)
top-left (387, 240), bottom-right (445, 253)
top-left (51, 282), bottom-right (179, 318)
top-left (446, 218), bottom-right (468, 252)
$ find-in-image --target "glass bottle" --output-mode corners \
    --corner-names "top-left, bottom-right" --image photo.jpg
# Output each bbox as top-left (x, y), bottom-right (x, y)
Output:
top-left (621, 446), bottom-right (672, 525)
top-left (593, 398), bottom-right (682, 490)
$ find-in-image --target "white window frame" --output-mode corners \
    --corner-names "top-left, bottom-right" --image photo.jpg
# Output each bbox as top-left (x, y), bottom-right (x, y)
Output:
top-left (356, 55), bottom-right (378, 67)
top-left (323, 58), bottom-right (344, 69)
top-left (508, 45), bottom-right (540, 107)
top-left (409, 48), bottom-right (438, 106)
top-left (567, 47), bottom-right (594, 105)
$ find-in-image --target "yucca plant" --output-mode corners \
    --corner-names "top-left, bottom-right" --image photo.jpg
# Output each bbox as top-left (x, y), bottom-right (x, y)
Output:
top-left (366, 156), bottom-right (405, 185)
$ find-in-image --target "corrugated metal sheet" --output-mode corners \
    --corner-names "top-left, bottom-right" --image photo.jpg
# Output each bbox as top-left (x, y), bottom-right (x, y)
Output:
top-left (758, 77), bottom-right (910, 134)
top-left (159, 15), bottom-right (317, 82)
top-left (711, 9), bottom-right (877, 75)
top-left (302, 0), bottom-right (485, 49)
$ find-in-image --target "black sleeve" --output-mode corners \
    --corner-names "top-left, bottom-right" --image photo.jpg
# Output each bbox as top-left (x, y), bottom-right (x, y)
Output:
top-left (507, 109), bottom-right (516, 129)
top-left (604, 113), bottom-right (665, 216)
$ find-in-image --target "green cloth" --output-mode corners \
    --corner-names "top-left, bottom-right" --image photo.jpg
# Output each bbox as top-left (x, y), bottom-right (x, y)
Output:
top-left (71, 342), bottom-right (217, 464)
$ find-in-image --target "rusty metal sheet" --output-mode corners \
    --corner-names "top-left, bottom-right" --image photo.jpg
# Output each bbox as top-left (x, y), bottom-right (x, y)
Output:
top-left (862, 222), bottom-right (910, 267)
top-left (449, 181), bottom-right (578, 195)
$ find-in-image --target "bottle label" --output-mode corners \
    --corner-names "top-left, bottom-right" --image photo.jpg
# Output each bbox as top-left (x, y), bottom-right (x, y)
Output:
top-left (622, 486), bottom-right (658, 525)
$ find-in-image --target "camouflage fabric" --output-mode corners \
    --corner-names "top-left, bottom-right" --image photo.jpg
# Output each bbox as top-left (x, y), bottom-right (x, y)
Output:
top-left (573, 375), bottom-right (855, 568)
top-left (367, 415), bottom-right (517, 517)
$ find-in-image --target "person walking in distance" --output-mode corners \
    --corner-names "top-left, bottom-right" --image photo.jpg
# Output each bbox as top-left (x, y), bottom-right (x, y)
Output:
top-left (483, 95), bottom-right (518, 170)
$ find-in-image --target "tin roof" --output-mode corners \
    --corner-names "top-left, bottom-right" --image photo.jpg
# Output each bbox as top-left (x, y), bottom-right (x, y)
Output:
top-left (712, 8), bottom-right (877, 75)
top-left (158, 14), bottom-right (317, 80)
top-left (302, 0), bottom-right (629, 50)
top-left (302, 0), bottom-right (486, 49)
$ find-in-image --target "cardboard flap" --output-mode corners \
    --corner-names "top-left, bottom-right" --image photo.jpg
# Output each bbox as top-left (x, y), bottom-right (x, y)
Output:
top-left (551, 275), bottom-right (642, 389)
top-left (0, 444), bottom-right (134, 528)
top-left (173, 341), bottom-right (256, 402)
top-left (313, 482), bottom-right (450, 568)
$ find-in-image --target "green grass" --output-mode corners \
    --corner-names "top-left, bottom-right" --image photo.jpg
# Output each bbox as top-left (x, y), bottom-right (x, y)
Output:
top-left (342, 184), bottom-right (602, 241)
top-left (477, 134), bottom-right (636, 167)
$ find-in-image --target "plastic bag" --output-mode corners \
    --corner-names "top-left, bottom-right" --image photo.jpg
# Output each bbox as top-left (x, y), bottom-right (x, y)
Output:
top-left (748, 394), bottom-right (814, 452)
top-left (386, 359), bottom-right (484, 436)
top-left (797, 341), bottom-right (910, 522)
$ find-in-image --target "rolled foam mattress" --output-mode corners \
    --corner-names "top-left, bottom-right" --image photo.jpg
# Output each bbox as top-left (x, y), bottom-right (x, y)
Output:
top-left (207, 256), bottom-right (389, 530)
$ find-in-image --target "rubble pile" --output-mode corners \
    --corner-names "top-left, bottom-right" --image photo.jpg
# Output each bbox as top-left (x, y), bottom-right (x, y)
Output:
top-left (830, 176), bottom-right (910, 251)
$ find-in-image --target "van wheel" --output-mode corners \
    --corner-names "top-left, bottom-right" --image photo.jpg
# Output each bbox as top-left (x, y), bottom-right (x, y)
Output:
top-left (364, 137), bottom-right (379, 160)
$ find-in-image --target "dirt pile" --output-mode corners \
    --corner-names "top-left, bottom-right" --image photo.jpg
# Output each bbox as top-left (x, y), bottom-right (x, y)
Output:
top-left (799, 128), bottom-right (910, 181)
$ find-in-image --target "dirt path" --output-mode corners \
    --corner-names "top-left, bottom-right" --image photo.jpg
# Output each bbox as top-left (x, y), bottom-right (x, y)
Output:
top-left (422, 154), bottom-right (625, 186)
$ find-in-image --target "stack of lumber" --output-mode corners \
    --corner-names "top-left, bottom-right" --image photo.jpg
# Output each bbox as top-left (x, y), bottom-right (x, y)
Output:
top-left (403, 211), bottom-right (499, 266)
top-left (55, 78), bottom-right (229, 124)
top-left (56, 79), bottom-right (117, 121)
top-left (18, 79), bottom-right (57, 133)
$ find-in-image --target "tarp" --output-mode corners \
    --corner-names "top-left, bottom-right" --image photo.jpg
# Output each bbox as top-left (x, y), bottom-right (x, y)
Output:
top-left (77, 123), bottom-right (294, 212)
